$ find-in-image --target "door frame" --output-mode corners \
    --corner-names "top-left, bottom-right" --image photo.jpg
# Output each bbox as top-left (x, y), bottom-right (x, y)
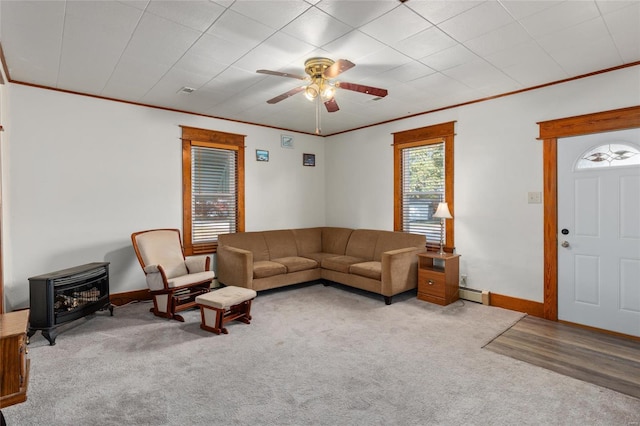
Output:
top-left (537, 105), bottom-right (640, 321)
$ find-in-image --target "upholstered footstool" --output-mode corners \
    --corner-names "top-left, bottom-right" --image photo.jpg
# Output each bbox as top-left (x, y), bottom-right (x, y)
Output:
top-left (195, 286), bottom-right (257, 335)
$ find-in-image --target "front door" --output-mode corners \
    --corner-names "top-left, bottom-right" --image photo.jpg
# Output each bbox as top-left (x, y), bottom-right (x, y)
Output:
top-left (557, 128), bottom-right (640, 337)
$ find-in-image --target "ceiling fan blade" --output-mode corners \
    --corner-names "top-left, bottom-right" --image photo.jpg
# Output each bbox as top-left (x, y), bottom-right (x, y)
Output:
top-left (257, 69), bottom-right (307, 80)
top-left (323, 59), bottom-right (355, 79)
top-left (266, 86), bottom-right (305, 104)
top-left (337, 82), bottom-right (388, 98)
top-left (324, 98), bottom-right (339, 113)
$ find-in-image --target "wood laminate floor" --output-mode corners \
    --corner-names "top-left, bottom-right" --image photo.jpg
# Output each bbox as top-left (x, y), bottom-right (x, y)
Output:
top-left (483, 315), bottom-right (640, 399)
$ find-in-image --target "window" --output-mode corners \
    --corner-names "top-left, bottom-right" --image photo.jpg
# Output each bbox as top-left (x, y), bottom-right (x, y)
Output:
top-left (181, 126), bottom-right (245, 255)
top-left (575, 143), bottom-right (640, 170)
top-left (394, 122), bottom-right (455, 251)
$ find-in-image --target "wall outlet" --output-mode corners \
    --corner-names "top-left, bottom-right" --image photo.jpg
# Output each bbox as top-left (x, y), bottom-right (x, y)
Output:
top-left (460, 274), bottom-right (467, 286)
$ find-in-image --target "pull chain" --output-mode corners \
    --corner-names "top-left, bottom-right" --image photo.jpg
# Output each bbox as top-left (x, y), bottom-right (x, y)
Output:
top-left (315, 96), bottom-right (322, 135)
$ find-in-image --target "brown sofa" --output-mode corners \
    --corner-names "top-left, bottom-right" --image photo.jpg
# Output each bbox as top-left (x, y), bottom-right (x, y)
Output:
top-left (216, 227), bottom-right (426, 304)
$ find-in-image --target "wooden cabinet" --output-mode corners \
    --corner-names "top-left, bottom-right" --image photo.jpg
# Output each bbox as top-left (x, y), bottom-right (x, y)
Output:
top-left (1, 310), bottom-right (30, 408)
top-left (417, 252), bottom-right (460, 306)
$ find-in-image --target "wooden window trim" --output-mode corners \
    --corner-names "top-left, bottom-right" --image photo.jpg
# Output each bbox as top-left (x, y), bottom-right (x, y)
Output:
top-left (393, 121), bottom-right (455, 250)
top-left (181, 126), bottom-right (245, 255)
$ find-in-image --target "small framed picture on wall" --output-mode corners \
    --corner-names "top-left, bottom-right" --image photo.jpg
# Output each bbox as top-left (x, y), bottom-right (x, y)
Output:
top-left (256, 149), bottom-right (269, 162)
top-left (281, 134), bottom-right (294, 149)
top-left (303, 153), bottom-right (315, 167)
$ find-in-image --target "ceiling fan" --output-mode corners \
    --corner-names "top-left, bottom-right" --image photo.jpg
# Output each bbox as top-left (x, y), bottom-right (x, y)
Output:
top-left (257, 57), bottom-right (388, 133)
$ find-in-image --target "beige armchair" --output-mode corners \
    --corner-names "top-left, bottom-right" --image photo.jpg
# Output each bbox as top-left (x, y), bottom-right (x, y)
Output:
top-left (131, 228), bottom-right (214, 321)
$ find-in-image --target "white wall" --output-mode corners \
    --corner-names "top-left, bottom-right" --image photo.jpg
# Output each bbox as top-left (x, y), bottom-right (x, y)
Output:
top-left (2, 84), bottom-right (325, 310)
top-left (2, 66), bottom-right (639, 310)
top-left (325, 65), bottom-right (640, 302)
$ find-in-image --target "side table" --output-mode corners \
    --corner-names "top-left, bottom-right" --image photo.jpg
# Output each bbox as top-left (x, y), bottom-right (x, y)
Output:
top-left (417, 252), bottom-right (460, 306)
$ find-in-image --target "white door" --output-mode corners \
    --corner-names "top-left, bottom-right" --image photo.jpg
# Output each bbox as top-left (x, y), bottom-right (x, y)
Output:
top-left (557, 128), bottom-right (640, 337)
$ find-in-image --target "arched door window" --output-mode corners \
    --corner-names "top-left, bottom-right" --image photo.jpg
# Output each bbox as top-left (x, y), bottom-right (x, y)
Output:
top-left (575, 143), bottom-right (640, 170)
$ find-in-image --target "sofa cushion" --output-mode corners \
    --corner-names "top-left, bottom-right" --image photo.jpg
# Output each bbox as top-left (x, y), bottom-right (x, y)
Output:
top-left (253, 260), bottom-right (287, 278)
top-left (349, 261), bottom-right (382, 280)
top-left (219, 232), bottom-right (270, 262)
top-left (345, 229), bottom-right (380, 260)
top-left (292, 227), bottom-right (323, 254)
top-left (272, 256), bottom-right (318, 273)
top-left (300, 252), bottom-right (341, 264)
top-left (321, 255), bottom-right (367, 273)
top-left (321, 227), bottom-right (353, 255)
top-left (264, 230), bottom-right (298, 259)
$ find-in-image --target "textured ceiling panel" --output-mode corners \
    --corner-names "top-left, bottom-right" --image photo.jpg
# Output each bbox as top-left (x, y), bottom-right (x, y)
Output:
top-left (0, 0), bottom-right (638, 136)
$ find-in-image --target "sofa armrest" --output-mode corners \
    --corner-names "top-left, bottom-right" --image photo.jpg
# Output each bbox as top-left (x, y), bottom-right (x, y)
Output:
top-left (380, 247), bottom-right (424, 296)
top-left (185, 255), bottom-right (210, 273)
top-left (217, 246), bottom-right (254, 289)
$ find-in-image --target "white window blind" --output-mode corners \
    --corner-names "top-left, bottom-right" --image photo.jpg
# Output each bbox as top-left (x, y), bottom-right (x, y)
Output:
top-left (401, 142), bottom-right (445, 245)
top-left (191, 145), bottom-right (237, 244)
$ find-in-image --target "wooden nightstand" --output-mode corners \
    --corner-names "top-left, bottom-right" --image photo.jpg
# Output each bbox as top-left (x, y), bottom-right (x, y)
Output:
top-left (1, 310), bottom-right (30, 409)
top-left (417, 252), bottom-right (460, 306)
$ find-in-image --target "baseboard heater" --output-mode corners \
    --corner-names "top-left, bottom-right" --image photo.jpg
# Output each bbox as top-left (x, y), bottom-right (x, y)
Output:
top-left (459, 288), bottom-right (490, 305)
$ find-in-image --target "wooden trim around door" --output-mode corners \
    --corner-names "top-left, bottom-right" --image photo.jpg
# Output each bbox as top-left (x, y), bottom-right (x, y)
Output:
top-left (537, 105), bottom-right (640, 321)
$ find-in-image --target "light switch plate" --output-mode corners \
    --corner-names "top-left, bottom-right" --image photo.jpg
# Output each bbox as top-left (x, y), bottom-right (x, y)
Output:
top-left (528, 191), bottom-right (542, 204)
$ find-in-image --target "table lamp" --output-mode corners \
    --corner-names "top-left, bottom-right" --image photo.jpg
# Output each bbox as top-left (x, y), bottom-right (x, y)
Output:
top-left (433, 202), bottom-right (452, 255)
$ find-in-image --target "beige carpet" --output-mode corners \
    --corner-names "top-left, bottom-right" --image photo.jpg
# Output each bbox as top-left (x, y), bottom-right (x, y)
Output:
top-left (4, 283), bottom-right (640, 425)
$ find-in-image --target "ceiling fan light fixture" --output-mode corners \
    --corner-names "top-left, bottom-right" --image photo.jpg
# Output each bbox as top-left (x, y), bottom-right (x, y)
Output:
top-left (321, 83), bottom-right (335, 100)
top-left (305, 83), bottom-right (319, 101)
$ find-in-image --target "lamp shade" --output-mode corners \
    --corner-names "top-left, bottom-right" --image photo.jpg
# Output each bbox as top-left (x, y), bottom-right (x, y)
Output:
top-left (433, 202), bottom-right (452, 219)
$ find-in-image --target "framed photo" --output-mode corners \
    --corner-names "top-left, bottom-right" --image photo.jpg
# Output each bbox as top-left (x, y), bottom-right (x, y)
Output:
top-left (256, 149), bottom-right (269, 162)
top-left (303, 153), bottom-right (315, 167)
top-left (281, 134), bottom-right (294, 149)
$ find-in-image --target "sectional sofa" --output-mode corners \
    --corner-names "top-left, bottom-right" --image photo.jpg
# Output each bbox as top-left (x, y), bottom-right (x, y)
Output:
top-left (216, 227), bottom-right (426, 304)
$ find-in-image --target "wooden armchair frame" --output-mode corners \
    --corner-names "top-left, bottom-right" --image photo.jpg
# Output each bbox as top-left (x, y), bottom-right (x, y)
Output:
top-left (131, 229), bottom-right (213, 322)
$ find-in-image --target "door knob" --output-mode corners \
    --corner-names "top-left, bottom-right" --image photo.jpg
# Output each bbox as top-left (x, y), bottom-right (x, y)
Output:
top-left (561, 241), bottom-right (570, 248)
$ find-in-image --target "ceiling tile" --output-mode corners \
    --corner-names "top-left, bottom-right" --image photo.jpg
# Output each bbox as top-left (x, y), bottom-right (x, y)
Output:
top-left (230, 1), bottom-right (311, 30)
top-left (145, 0), bottom-right (225, 32)
top-left (120, 12), bottom-right (201, 67)
top-left (349, 47), bottom-right (413, 78)
top-left (518, 1), bottom-right (601, 37)
top-left (380, 61), bottom-right (436, 83)
top-left (406, 1), bottom-right (482, 25)
top-left (281, 7), bottom-right (353, 47)
top-left (393, 26), bottom-right (463, 60)
top-left (57, 1), bottom-right (142, 93)
top-left (602, 2), bottom-right (640, 63)
top-left (101, 56), bottom-right (167, 100)
top-left (206, 9), bottom-right (275, 46)
top-left (116, 1), bottom-right (150, 11)
top-left (438, 1), bottom-right (516, 42)
top-left (419, 44), bottom-right (480, 72)
top-left (486, 41), bottom-right (567, 86)
top-left (464, 22), bottom-right (532, 57)
top-left (595, 0), bottom-right (638, 15)
top-left (0, 0), bottom-right (65, 86)
top-left (321, 30), bottom-right (388, 63)
top-left (188, 33), bottom-right (250, 67)
top-left (359, 6), bottom-right (432, 45)
top-left (315, 0), bottom-right (398, 27)
top-left (232, 31), bottom-right (316, 73)
top-left (536, 16), bottom-right (623, 74)
top-left (498, 1), bottom-right (563, 20)
top-left (441, 58), bottom-right (520, 94)
top-left (170, 54), bottom-right (227, 87)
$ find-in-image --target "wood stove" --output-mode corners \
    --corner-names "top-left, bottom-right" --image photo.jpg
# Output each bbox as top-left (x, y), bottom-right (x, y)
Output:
top-left (28, 262), bottom-right (113, 345)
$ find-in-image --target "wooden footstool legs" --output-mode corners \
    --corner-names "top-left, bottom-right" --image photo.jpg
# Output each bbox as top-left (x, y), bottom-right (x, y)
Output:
top-left (195, 286), bottom-right (257, 335)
